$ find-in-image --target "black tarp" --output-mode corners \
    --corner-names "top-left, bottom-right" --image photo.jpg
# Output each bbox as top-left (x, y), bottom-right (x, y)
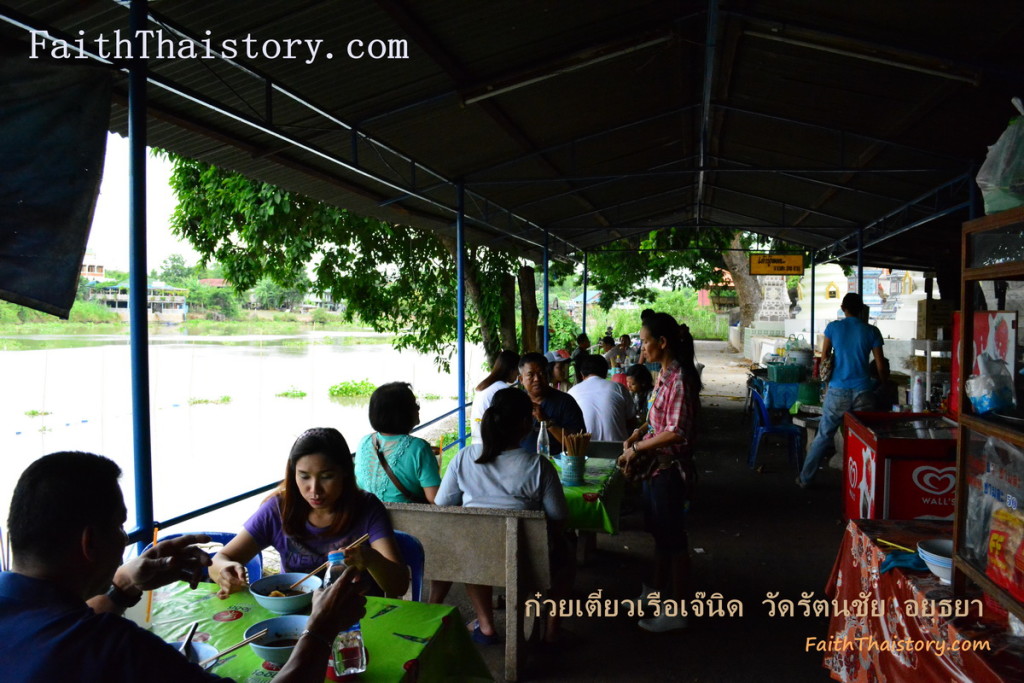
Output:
top-left (0, 51), bottom-right (112, 318)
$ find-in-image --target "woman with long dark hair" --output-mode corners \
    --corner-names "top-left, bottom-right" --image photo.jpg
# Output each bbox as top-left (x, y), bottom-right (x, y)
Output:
top-left (619, 312), bottom-right (701, 633)
top-left (471, 350), bottom-right (520, 445)
top-left (433, 388), bottom-right (569, 644)
top-left (211, 427), bottom-right (409, 598)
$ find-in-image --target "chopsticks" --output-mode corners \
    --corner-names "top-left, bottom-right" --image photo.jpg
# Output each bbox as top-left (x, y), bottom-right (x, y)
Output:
top-left (876, 538), bottom-right (916, 553)
top-left (286, 560), bottom-right (330, 590)
top-left (563, 431), bottom-right (591, 458)
top-left (285, 534), bottom-right (371, 590)
top-left (344, 533), bottom-right (371, 552)
top-left (196, 628), bottom-right (269, 668)
top-left (179, 621), bottom-right (200, 655)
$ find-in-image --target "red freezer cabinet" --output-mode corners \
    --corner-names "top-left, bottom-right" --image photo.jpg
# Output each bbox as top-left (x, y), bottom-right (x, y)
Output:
top-left (843, 412), bottom-right (959, 521)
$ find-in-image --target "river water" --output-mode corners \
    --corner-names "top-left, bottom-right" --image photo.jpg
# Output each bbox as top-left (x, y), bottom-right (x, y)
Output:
top-left (0, 332), bottom-right (484, 537)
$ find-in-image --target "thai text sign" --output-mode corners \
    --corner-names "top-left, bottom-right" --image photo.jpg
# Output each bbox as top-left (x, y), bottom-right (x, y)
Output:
top-left (750, 253), bottom-right (804, 275)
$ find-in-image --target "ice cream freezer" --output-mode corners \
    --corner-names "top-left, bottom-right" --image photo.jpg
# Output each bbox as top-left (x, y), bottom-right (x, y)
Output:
top-left (843, 412), bottom-right (959, 521)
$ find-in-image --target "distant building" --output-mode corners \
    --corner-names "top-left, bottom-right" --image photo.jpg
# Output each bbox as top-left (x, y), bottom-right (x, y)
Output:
top-left (89, 280), bottom-right (188, 323)
top-left (198, 278), bottom-right (230, 288)
top-left (80, 254), bottom-right (106, 282)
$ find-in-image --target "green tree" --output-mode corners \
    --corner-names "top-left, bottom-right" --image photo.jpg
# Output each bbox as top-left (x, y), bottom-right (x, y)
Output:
top-left (557, 228), bottom-right (766, 328)
top-left (159, 151), bottom-right (532, 369)
top-left (159, 254), bottom-right (193, 285)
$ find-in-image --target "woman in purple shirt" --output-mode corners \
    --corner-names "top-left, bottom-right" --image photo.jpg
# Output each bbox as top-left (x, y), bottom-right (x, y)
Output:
top-left (211, 427), bottom-right (409, 598)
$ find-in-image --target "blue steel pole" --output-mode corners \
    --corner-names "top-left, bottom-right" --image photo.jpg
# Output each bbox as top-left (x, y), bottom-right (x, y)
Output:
top-left (809, 252), bottom-right (816, 344)
top-left (456, 182), bottom-right (467, 447)
top-left (543, 230), bottom-right (550, 351)
top-left (582, 252), bottom-right (589, 336)
top-left (129, 0), bottom-right (154, 551)
top-left (857, 227), bottom-right (864, 297)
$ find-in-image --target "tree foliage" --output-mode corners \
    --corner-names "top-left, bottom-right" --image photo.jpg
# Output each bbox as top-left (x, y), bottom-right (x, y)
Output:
top-left (159, 151), bottom-right (527, 369)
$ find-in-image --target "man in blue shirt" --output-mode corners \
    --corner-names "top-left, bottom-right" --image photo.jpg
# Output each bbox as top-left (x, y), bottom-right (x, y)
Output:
top-left (0, 451), bottom-right (365, 682)
top-left (797, 293), bottom-right (887, 487)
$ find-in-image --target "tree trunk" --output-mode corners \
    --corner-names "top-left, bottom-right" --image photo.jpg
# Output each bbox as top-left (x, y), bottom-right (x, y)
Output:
top-left (498, 273), bottom-right (518, 352)
top-left (518, 265), bottom-right (540, 353)
top-left (723, 233), bottom-right (762, 328)
top-left (441, 240), bottom-right (502, 361)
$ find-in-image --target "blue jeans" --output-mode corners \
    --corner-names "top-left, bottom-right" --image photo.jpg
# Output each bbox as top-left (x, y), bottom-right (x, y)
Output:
top-left (799, 386), bottom-right (876, 484)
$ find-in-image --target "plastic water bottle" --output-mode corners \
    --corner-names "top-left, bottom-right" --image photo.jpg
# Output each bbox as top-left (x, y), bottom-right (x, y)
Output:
top-left (331, 624), bottom-right (367, 677)
top-left (321, 551), bottom-right (347, 589)
top-left (537, 421), bottom-right (551, 460)
top-left (912, 374), bottom-right (925, 413)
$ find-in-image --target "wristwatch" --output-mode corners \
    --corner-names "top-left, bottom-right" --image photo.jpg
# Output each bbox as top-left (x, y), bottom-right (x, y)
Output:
top-left (105, 584), bottom-right (142, 610)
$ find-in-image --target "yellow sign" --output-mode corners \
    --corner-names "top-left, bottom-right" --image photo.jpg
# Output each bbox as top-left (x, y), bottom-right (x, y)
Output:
top-left (749, 253), bottom-right (804, 275)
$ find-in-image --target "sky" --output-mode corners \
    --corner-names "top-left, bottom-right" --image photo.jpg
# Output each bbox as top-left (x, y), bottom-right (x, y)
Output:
top-left (85, 133), bottom-right (201, 273)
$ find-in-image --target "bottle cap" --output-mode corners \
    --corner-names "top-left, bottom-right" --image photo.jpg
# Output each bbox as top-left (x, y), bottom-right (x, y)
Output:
top-left (327, 551), bottom-right (346, 562)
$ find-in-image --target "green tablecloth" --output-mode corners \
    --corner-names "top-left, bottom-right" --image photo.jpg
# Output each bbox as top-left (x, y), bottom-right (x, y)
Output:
top-left (149, 582), bottom-right (491, 682)
top-left (440, 451), bottom-right (624, 534)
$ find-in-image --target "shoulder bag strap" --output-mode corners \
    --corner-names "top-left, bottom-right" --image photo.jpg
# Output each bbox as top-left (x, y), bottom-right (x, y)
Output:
top-left (373, 434), bottom-right (425, 503)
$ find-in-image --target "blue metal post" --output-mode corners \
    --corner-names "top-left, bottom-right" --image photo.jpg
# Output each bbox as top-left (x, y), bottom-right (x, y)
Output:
top-left (543, 230), bottom-right (550, 351)
top-left (857, 227), bottom-right (864, 296)
top-left (581, 252), bottom-right (589, 336)
top-left (129, 0), bottom-right (154, 549)
top-left (456, 183), bottom-right (467, 447)
top-left (809, 253), bottom-right (816, 344)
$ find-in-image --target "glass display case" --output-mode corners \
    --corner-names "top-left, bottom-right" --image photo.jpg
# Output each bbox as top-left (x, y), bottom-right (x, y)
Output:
top-left (954, 207), bottom-right (1024, 621)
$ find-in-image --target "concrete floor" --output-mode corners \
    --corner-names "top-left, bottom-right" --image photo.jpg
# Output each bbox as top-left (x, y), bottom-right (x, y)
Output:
top-left (439, 341), bottom-right (847, 682)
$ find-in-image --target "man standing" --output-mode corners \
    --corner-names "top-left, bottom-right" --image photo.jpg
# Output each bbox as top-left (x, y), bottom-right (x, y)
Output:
top-left (0, 451), bottom-right (365, 682)
top-left (569, 354), bottom-right (636, 441)
top-left (797, 293), bottom-right (887, 487)
top-left (519, 352), bottom-right (586, 456)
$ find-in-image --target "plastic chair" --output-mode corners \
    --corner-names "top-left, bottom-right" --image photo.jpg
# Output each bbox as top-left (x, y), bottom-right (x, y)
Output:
top-left (393, 530), bottom-right (425, 601)
top-left (144, 532), bottom-right (262, 583)
top-left (748, 389), bottom-right (805, 470)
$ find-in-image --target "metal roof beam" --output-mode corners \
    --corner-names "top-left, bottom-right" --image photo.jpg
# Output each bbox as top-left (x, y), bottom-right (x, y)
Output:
top-left (709, 185), bottom-right (859, 225)
top-left (466, 105), bottom-right (699, 179)
top-left (546, 184), bottom-right (695, 228)
top-left (696, 0), bottom-right (719, 222)
top-left (710, 156), bottom-right (906, 203)
top-left (816, 173), bottom-right (972, 263)
top-left (714, 104), bottom-right (971, 164)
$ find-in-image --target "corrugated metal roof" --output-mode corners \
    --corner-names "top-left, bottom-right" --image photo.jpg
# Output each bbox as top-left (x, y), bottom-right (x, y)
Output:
top-left (3, 0), bottom-right (1022, 275)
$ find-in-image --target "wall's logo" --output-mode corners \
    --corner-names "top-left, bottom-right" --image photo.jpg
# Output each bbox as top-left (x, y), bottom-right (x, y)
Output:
top-left (848, 460), bottom-right (859, 489)
top-left (912, 466), bottom-right (956, 496)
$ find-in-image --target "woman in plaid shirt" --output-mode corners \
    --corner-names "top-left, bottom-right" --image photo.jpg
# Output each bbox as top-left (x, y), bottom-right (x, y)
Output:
top-left (619, 312), bottom-right (701, 633)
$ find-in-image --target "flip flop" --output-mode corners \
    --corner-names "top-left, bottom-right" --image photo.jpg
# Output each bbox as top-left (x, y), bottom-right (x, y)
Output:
top-left (471, 624), bottom-right (499, 645)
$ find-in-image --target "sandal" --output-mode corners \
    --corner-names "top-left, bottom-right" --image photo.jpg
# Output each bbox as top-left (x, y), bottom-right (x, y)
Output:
top-left (470, 624), bottom-right (499, 645)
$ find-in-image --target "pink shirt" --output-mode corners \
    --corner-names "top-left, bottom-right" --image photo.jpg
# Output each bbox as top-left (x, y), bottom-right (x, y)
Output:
top-left (643, 360), bottom-right (697, 462)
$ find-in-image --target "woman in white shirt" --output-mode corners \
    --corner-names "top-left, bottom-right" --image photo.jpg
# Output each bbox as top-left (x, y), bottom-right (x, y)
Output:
top-left (470, 350), bottom-right (519, 445)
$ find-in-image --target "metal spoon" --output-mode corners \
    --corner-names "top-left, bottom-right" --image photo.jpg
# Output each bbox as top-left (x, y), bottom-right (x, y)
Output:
top-left (179, 621), bottom-right (200, 661)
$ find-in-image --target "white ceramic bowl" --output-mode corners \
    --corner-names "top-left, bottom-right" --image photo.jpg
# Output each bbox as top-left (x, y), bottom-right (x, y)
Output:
top-left (250, 573), bottom-right (321, 614)
top-left (169, 640), bottom-right (219, 670)
top-left (246, 615), bottom-right (309, 666)
top-left (917, 539), bottom-right (954, 583)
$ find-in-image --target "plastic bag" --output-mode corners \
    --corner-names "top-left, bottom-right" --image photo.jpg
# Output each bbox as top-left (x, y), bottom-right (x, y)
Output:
top-left (976, 109), bottom-right (1024, 214)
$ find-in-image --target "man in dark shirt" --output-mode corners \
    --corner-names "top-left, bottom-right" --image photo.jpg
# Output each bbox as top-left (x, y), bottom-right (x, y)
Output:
top-left (518, 352), bottom-right (586, 455)
top-left (0, 451), bottom-right (365, 682)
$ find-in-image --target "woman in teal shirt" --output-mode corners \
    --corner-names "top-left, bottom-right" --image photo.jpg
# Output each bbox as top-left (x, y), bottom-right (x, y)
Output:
top-left (355, 382), bottom-right (441, 503)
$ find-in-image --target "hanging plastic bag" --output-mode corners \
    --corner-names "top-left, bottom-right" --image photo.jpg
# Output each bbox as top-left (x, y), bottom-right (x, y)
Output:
top-left (976, 100), bottom-right (1024, 214)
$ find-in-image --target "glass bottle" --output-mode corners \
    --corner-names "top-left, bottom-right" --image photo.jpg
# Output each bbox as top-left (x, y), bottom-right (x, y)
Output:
top-left (321, 551), bottom-right (347, 589)
top-left (537, 421), bottom-right (551, 460)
